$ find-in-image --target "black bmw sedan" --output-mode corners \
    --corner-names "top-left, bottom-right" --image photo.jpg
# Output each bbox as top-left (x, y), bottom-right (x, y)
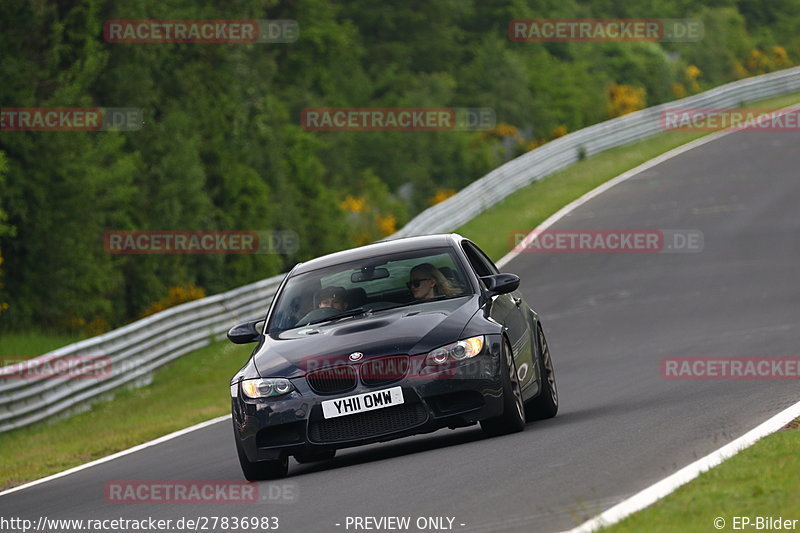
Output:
top-left (228, 233), bottom-right (558, 479)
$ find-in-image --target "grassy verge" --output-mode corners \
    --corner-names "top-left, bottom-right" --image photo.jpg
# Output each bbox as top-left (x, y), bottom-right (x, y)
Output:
top-left (601, 421), bottom-right (800, 532)
top-left (457, 91), bottom-right (800, 261)
top-left (2, 91), bottom-right (799, 492)
top-left (457, 92), bottom-right (800, 531)
top-left (0, 331), bottom-right (84, 362)
top-left (0, 338), bottom-right (252, 490)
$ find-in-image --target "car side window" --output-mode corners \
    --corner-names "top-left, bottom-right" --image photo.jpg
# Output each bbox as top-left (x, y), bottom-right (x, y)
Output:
top-left (473, 243), bottom-right (500, 275)
top-left (461, 241), bottom-right (499, 278)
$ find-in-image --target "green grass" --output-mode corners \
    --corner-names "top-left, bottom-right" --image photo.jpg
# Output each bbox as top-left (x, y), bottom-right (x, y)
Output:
top-left (602, 422), bottom-right (800, 533)
top-left (458, 91), bottom-right (800, 261)
top-left (0, 331), bottom-right (84, 362)
top-left (457, 91), bottom-right (800, 531)
top-left (0, 337), bottom-right (252, 490)
top-left (2, 91), bottom-right (800, 492)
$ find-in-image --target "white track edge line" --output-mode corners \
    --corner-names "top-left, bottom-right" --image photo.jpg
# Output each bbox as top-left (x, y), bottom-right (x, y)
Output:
top-left (492, 108), bottom-right (800, 532)
top-left (2, 108), bottom-right (796, 501)
top-left (496, 104), bottom-right (800, 270)
top-left (0, 129), bottom-right (758, 500)
top-left (559, 400), bottom-right (800, 533)
top-left (495, 129), bottom-right (733, 269)
top-left (0, 414), bottom-right (231, 498)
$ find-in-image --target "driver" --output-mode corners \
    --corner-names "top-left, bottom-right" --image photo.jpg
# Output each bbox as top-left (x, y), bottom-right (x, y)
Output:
top-left (314, 286), bottom-right (349, 311)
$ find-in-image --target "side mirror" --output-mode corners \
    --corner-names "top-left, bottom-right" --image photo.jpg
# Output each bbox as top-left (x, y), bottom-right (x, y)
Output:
top-left (480, 273), bottom-right (520, 297)
top-left (227, 320), bottom-right (263, 344)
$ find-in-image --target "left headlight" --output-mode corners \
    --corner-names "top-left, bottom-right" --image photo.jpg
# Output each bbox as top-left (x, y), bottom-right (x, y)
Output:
top-left (240, 378), bottom-right (296, 399)
top-left (426, 335), bottom-right (485, 366)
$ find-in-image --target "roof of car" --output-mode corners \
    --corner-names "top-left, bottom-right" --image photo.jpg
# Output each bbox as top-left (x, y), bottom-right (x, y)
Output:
top-left (291, 233), bottom-right (465, 275)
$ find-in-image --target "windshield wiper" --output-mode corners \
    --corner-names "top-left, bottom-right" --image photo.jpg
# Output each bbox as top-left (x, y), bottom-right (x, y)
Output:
top-left (304, 307), bottom-right (367, 326)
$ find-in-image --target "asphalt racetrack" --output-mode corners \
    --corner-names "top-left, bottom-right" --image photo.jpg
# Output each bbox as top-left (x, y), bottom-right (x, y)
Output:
top-left (2, 129), bottom-right (799, 532)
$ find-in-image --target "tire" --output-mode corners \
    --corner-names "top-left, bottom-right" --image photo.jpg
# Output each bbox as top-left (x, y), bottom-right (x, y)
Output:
top-left (235, 432), bottom-right (289, 480)
top-left (294, 449), bottom-right (336, 464)
top-left (524, 324), bottom-right (558, 421)
top-left (480, 339), bottom-right (526, 437)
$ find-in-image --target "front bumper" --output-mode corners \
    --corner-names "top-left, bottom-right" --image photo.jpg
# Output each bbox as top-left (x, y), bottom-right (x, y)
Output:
top-left (232, 334), bottom-right (505, 461)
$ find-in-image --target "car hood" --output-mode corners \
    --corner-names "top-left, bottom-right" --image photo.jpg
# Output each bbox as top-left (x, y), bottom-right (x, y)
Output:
top-left (253, 296), bottom-right (479, 378)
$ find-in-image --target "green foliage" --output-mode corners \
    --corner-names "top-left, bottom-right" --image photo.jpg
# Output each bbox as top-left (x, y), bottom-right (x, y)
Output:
top-left (0, 0), bottom-right (796, 333)
top-left (0, 151), bottom-right (11, 317)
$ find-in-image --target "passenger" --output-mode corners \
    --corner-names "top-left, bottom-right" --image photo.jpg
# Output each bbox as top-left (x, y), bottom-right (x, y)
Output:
top-left (314, 286), bottom-right (348, 310)
top-left (407, 263), bottom-right (459, 300)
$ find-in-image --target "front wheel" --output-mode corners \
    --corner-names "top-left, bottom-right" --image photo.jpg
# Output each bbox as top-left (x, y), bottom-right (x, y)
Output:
top-left (235, 431), bottom-right (289, 480)
top-left (480, 340), bottom-right (526, 437)
top-left (524, 324), bottom-right (558, 421)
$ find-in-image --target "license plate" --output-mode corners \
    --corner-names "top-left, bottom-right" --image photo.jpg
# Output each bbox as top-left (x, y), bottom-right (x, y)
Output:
top-left (321, 386), bottom-right (404, 419)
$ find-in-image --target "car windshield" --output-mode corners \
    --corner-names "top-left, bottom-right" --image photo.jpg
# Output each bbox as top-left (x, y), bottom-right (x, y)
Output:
top-left (267, 247), bottom-right (472, 335)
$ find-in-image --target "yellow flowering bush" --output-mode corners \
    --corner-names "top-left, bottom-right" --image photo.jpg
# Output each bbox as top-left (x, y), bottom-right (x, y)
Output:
top-left (339, 194), bottom-right (366, 213)
top-left (376, 214), bottom-right (397, 236)
top-left (338, 169), bottom-right (407, 247)
top-left (550, 124), bottom-right (568, 139)
top-left (685, 65), bottom-right (702, 93)
top-left (747, 49), bottom-right (770, 74)
top-left (481, 122), bottom-right (524, 142)
top-left (606, 82), bottom-right (647, 118)
top-left (733, 61), bottom-right (749, 79)
top-left (741, 47), bottom-right (792, 76)
top-left (429, 188), bottom-right (456, 206)
top-left (772, 46), bottom-right (790, 68)
top-left (140, 283), bottom-right (207, 318)
top-left (525, 139), bottom-right (545, 152)
top-left (83, 317), bottom-right (110, 336)
top-left (60, 315), bottom-right (110, 336)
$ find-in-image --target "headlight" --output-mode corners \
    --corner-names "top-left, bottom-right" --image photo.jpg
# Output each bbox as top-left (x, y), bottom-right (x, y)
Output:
top-left (426, 335), bottom-right (484, 366)
top-left (241, 378), bottom-right (296, 399)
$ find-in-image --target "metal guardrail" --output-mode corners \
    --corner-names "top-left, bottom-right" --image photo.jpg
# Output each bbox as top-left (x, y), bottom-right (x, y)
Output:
top-left (388, 66), bottom-right (800, 238)
top-left (0, 275), bottom-right (284, 432)
top-left (2, 66), bottom-right (799, 433)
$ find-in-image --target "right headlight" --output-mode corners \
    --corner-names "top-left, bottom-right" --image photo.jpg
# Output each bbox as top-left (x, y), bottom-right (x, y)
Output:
top-left (425, 335), bottom-right (485, 366)
top-left (240, 378), bottom-right (296, 399)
